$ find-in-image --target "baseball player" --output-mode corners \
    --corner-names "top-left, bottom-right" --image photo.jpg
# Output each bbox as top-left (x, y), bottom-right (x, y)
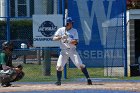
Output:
top-left (0, 65), bottom-right (24, 87)
top-left (0, 41), bottom-right (14, 86)
top-left (53, 17), bottom-right (92, 86)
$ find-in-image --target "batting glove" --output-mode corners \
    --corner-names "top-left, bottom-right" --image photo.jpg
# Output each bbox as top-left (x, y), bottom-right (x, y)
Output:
top-left (62, 34), bottom-right (68, 39)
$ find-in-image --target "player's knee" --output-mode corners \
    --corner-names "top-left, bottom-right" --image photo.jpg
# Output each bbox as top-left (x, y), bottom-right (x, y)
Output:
top-left (76, 64), bottom-right (85, 69)
top-left (56, 66), bottom-right (63, 71)
top-left (80, 65), bottom-right (85, 69)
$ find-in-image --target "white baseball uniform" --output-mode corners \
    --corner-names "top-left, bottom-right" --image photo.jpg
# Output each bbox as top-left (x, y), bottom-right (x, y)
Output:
top-left (54, 27), bottom-right (85, 71)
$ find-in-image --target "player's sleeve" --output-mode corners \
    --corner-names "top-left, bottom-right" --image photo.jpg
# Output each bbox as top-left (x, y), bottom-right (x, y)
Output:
top-left (54, 28), bottom-right (62, 36)
top-left (0, 53), bottom-right (6, 65)
top-left (74, 29), bottom-right (79, 41)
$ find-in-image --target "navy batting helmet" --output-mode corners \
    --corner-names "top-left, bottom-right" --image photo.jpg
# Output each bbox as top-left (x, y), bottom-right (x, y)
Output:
top-left (66, 17), bottom-right (74, 23)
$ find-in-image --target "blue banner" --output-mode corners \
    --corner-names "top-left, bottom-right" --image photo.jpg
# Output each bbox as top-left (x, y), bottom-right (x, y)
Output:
top-left (68, 0), bottom-right (126, 67)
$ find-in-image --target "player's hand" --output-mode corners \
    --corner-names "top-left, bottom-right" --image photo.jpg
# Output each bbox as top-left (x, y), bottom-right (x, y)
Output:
top-left (57, 36), bottom-right (62, 39)
top-left (62, 34), bottom-right (68, 39)
top-left (69, 40), bottom-right (78, 45)
top-left (2, 65), bottom-right (11, 70)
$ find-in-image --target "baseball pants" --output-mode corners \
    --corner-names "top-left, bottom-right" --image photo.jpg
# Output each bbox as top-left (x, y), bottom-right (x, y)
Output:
top-left (56, 48), bottom-right (85, 71)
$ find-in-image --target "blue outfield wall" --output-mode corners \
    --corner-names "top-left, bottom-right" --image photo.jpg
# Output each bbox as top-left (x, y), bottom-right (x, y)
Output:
top-left (68, 0), bottom-right (126, 67)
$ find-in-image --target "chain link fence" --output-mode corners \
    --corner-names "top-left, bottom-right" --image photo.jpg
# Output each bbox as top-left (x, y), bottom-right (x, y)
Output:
top-left (0, 0), bottom-right (65, 82)
top-left (0, 0), bottom-right (127, 82)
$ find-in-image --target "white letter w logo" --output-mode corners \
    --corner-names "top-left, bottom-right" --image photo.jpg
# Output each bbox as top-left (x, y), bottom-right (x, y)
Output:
top-left (74, 0), bottom-right (115, 45)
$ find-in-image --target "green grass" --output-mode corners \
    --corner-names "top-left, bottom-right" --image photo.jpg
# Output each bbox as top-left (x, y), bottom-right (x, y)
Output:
top-left (20, 64), bottom-right (57, 82)
top-left (19, 63), bottom-right (140, 82)
top-left (119, 76), bottom-right (140, 80)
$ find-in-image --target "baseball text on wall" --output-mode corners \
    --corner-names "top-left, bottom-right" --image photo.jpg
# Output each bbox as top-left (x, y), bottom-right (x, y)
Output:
top-left (68, 0), bottom-right (126, 67)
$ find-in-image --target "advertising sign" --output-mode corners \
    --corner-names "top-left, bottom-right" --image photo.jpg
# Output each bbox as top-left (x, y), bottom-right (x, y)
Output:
top-left (33, 15), bottom-right (63, 47)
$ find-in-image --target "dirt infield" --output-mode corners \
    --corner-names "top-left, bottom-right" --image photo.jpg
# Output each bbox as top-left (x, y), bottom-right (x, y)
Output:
top-left (0, 82), bottom-right (140, 92)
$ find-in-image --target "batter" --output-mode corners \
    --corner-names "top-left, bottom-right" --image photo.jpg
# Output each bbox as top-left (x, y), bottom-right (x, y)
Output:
top-left (53, 17), bottom-right (92, 86)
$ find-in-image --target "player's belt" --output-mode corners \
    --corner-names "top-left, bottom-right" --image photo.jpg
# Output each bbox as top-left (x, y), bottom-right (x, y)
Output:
top-left (62, 48), bottom-right (76, 50)
top-left (61, 48), bottom-right (70, 50)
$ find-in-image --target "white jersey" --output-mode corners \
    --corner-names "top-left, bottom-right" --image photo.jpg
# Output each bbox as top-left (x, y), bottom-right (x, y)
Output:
top-left (54, 27), bottom-right (79, 49)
